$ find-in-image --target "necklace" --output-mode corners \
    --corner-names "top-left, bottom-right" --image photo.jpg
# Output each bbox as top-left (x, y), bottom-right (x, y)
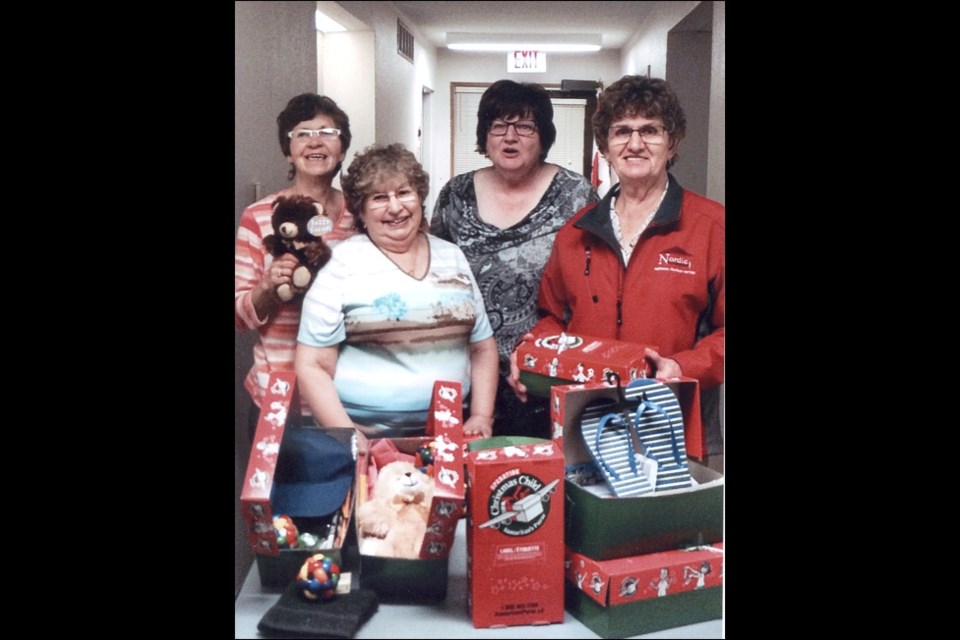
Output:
top-left (377, 233), bottom-right (427, 278)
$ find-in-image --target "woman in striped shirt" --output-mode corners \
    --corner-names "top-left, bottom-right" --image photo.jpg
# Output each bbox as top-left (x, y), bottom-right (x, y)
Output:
top-left (235, 94), bottom-right (356, 439)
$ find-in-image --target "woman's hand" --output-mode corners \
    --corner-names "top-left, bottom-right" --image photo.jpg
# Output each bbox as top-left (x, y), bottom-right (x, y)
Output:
top-left (644, 347), bottom-right (682, 380)
top-left (252, 253), bottom-right (301, 320)
top-left (260, 253), bottom-right (301, 296)
top-left (506, 332), bottom-right (535, 403)
top-left (463, 414), bottom-right (493, 439)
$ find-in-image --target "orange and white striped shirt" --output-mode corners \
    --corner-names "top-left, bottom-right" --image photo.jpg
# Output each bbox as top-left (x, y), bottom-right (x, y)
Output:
top-left (234, 190), bottom-right (356, 414)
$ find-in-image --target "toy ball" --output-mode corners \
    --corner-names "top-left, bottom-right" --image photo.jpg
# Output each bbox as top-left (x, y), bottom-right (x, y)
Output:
top-left (415, 442), bottom-right (436, 476)
top-left (297, 553), bottom-right (341, 601)
top-left (273, 515), bottom-right (299, 549)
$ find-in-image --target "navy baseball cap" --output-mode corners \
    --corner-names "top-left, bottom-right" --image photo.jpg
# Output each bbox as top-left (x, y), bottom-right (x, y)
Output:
top-left (271, 428), bottom-right (355, 518)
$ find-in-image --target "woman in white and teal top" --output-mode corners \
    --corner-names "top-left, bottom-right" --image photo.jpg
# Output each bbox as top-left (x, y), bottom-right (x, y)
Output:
top-left (296, 144), bottom-right (499, 441)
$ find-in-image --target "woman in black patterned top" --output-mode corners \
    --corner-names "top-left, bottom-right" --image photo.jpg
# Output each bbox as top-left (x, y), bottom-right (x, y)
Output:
top-left (431, 80), bottom-right (597, 438)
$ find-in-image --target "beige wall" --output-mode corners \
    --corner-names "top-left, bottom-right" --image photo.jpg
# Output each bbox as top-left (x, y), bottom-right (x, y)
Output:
top-left (708, 1), bottom-right (725, 204)
top-left (620, 0), bottom-right (701, 78)
top-left (621, 1), bottom-right (724, 205)
top-left (234, 0), bottom-right (319, 598)
top-left (667, 1), bottom-right (714, 197)
top-left (334, 1), bottom-right (440, 155)
top-left (667, 29), bottom-right (711, 196)
top-left (321, 29), bottom-right (377, 187)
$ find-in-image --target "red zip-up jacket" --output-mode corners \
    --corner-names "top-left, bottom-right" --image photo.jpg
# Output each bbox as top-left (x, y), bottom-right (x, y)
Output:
top-left (532, 174), bottom-right (724, 389)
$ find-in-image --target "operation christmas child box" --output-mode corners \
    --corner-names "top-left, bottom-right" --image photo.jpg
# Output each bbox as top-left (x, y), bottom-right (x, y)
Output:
top-left (241, 371), bottom-right (359, 588)
top-left (516, 331), bottom-right (657, 398)
top-left (564, 543), bottom-right (723, 638)
top-left (464, 437), bottom-right (565, 628)
top-left (354, 381), bottom-right (466, 602)
top-left (551, 379), bottom-right (722, 560)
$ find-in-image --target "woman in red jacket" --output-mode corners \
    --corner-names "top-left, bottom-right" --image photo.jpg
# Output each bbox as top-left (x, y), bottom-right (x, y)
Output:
top-left (509, 75), bottom-right (725, 464)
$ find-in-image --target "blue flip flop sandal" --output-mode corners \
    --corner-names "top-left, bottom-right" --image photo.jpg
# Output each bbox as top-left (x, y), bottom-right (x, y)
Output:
top-left (624, 378), bottom-right (692, 492)
top-left (580, 405), bottom-right (656, 497)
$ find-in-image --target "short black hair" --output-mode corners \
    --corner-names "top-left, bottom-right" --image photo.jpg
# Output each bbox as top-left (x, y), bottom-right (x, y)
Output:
top-left (475, 80), bottom-right (556, 162)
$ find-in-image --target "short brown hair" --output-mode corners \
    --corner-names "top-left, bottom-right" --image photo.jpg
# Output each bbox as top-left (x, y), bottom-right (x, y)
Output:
top-left (277, 94), bottom-right (352, 179)
top-left (341, 144), bottom-right (430, 232)
top-left (593, 76), bottom-right (686, 168)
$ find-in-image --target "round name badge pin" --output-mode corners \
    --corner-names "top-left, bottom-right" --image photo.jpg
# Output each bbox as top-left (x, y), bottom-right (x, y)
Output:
top-left (307, 215), bottom-right (333, 236)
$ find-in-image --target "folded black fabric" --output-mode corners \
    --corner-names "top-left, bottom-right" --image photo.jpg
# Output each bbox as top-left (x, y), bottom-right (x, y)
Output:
top-left (258, 581), bottom-right (379, 639)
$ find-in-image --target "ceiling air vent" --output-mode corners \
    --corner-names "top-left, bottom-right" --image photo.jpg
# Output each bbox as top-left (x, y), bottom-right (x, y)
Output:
top-left (397, 19), bottom-right (414, 63)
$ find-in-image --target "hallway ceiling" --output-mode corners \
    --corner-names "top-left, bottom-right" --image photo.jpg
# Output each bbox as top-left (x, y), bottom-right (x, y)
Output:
top-left (392, 1), bottom-right (659, 51)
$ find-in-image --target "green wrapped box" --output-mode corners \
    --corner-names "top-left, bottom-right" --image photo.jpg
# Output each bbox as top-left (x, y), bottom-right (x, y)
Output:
top-left (551, 382), bottom-right (723, 559)
top-left (356, 555), bottom-right (449, 602)
top-left (353, 381), bottom-right (467, 602)
top-left (565, 581), bottom-right (722, 638)
top-left (240, 372), bottom-right (359, 589)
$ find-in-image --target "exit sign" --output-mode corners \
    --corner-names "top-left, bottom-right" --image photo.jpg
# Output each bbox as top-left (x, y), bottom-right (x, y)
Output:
top-left (508, 50), bottom-right (546, 73)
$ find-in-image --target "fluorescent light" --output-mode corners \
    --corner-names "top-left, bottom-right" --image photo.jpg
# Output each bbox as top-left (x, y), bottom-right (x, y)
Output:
top-left (315, 9), bottom-right (346, 33)
top-left (446, 32), bottom-right (601, 53)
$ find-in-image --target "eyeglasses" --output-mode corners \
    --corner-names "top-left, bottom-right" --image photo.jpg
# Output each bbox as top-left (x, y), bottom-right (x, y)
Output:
top-left (288, 127), bottom-right (341, 140)
top-left (367, 187), bottom-right (419, 210)
top-left (608, 124), bottom-right (667, 147)
top-left (489, 120), bottom-right (538, 137)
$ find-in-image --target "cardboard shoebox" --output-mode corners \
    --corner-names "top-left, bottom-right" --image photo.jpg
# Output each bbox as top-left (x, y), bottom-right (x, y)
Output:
top-left (551, 380), bottom-right (722, 560)
top-left (564, 543), bottom-right (723, 638)
top-left (516, 331), bottom-right (657, 398)
top-left (464, 437), bottom-right (565, 628)
top-left (240, 371), bottom-right (359, 588)
top-left (354, 381), bottom-right (466, 602)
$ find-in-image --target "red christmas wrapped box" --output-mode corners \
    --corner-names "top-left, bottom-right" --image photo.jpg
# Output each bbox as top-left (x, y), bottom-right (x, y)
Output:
top-left (566, 543), bottom-right (723, 606)
top-left (354, 381), bottom-right (466, 602)
top-left (565, 544), bottom-right (723, 638)
top-left (516, 331), bottom-right (657, 397)
top-left (240, 371), bottom-right (359, 588)
top-left (464, 437), bottom-right (565, 628)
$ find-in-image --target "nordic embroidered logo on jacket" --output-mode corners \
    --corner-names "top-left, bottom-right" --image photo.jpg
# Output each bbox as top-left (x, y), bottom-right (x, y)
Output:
top-left (654, 251), bottom-right (696, 275)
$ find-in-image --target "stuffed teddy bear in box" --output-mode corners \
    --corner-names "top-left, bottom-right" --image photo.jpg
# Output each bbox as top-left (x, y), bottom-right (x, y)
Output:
top-left (357, 460), bottom-right (434, 559)
top-left (262, 194), bottom-right (334, 302)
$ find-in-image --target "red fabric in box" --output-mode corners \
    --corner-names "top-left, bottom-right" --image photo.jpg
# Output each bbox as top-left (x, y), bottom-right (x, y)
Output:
top-left (368, 438), bottom-right (415, 467)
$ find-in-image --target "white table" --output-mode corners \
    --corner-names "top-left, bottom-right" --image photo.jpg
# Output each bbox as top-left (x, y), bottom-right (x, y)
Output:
top-left (234, 519), bottom-right (722, 639)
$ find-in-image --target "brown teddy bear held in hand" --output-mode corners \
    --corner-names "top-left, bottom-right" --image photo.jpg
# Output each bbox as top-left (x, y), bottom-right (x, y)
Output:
top-left (357, 461), bottom-right (434, 559)
top-left (262, 194), bottom-right (333, 301)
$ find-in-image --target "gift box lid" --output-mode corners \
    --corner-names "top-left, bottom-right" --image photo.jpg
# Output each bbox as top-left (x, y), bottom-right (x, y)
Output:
top-left (566, 543), bottom-right (723, 607)
top-left (517, 332), bottom-right (657, 396)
